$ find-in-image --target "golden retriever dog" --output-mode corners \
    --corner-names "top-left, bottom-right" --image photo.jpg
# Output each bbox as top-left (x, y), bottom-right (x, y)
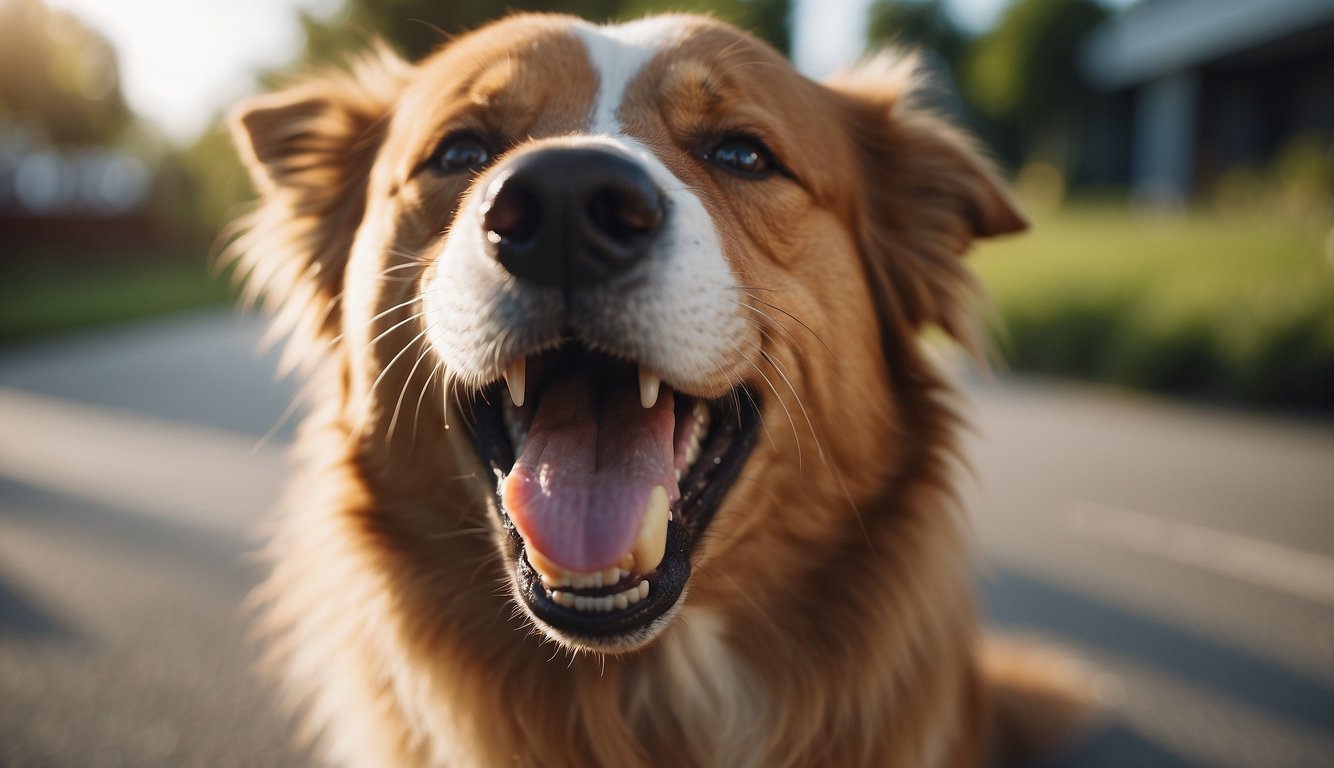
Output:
top-left (229, 13), bottom-right (1073, 767)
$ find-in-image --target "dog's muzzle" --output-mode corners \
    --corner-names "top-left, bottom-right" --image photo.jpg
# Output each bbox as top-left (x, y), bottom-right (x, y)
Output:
top-left (433, 140), bottom-right (760, 651)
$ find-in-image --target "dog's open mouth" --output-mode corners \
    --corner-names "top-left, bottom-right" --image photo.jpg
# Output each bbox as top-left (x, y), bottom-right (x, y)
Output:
top-left (460, 342), bottom-right (760, 644)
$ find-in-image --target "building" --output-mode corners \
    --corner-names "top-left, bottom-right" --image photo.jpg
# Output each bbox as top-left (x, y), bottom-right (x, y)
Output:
top-left (1081, 0), bottom-right (1334, 203)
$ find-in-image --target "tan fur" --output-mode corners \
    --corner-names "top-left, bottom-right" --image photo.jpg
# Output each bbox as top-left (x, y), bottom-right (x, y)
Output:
top-left (227, 14), bottom-right (1068, 768)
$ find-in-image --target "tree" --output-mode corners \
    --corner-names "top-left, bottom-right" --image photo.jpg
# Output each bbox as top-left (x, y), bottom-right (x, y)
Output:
top-left (0, 0), bottom-right (130, 145)
top-left (297, 0), bottom-right (790, 67)
top-left (867, 0), bottom-right (965, 68)
top-left (962, 0), bottom-right (1107, 161)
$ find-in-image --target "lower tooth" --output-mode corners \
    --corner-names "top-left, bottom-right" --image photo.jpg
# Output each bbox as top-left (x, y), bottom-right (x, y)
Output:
top-left (630, 486), bottom-right (669, 575)
top-left (527, 548), bottom-right (570, 586)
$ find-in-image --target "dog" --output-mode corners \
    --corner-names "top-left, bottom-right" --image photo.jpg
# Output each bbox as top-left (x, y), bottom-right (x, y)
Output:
top-left (229, 13), bottom-right (1075, 767)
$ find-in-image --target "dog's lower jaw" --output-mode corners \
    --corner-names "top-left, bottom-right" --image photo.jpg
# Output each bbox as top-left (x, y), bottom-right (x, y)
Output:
top-left (260, 448), bottom-right (987, 768)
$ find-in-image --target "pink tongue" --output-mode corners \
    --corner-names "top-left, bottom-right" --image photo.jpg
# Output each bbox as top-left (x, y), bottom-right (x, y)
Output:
top-left (501, 372), bottom-right (677, 572)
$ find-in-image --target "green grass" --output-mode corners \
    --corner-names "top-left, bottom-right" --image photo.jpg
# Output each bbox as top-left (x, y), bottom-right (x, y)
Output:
top-left (5, 208), bottom-right (1332, 411)
top-left (972, 203), bottom-right (1334, 410)
top-left (0, 254), bottom-right (237, 345)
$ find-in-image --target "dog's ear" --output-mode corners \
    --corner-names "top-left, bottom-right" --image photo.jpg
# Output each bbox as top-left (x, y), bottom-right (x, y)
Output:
top-left (826, 54), bottom-right (1025, 356)
top-left (228, 45), bottom-right (410, 366)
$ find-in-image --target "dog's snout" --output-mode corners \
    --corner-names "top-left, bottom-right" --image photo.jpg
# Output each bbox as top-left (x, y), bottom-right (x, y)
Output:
top-left (481, 148), bottom-right (664, 290)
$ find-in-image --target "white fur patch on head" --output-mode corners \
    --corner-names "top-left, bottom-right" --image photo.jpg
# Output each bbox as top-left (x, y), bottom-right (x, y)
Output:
top-left (574, 17), bottom-right (688, 132)
top-left (565, 134), bottom-right (748, 394)
top-left (424, 132), bottom-right (749, 397)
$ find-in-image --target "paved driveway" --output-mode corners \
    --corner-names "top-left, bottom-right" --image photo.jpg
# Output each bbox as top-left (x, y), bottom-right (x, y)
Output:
top-left (1, 311), bottom-right (1331, 767)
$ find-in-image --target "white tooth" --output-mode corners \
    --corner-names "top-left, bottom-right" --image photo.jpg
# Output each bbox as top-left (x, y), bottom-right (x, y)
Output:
top-left (630, 486), bottom-right (669, 575)
top-left (639, 367), bottom-right (661, 409)
top-left (613, 593), bottom-right (629, 610)
top-left (575, 595), bottom-right (589, 611)
top-left (620, 554), bottom-right (634, 570)
top-left (602, 566), bottom-right (621, 584)
top-left (552, 590), bottom-right (572, 607)
top-left (626, 583), bottom-right (643, 605)
top-left (675, 468), bottom-right (682, 482)
top-left (504, 357), bottom-right (526, 407)
top-left (638, 580), bottom-right (650, 599)
top-left (599, 596), bottom-right (614, 612)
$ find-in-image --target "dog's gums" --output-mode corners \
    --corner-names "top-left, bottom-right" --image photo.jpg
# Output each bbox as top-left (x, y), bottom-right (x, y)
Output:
top-left (460, 343), bottom-right (760, 645)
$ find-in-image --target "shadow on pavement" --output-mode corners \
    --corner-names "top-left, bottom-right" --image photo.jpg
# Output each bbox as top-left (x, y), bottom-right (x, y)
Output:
top-left (0, 572), bottom-right (72, 640)
top-left (981, 567), bottom-right (1334, 734)
top-left (0, 310), bottom-right (298, 441)
top-left (1022, 724), bottom-right (1207, 768)
top-left (0, 477), bottom-right (259, 593)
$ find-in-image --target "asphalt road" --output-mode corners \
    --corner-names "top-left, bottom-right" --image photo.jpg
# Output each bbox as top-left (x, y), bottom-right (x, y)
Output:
top-left (1, 311), bottom-right (1331, 768)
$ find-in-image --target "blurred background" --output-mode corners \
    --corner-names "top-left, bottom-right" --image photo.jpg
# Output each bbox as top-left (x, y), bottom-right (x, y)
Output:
top-left (0, 0), bottom-right (1331, 766)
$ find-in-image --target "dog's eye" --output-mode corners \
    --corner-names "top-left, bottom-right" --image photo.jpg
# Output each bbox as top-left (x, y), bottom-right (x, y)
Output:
top-left (707, 137), bottom-right (774, 178)
top-left (432, 134), bottom-right (491, 174)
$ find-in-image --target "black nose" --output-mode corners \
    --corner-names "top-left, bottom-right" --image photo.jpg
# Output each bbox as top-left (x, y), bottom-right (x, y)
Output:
top-left (480, 147), bottom-right (664, 290)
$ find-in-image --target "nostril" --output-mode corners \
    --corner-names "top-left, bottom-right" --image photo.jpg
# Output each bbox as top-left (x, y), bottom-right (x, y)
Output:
top-left (585, 184), bottom-right (663, 247)
top-left (482, 186), bottom-right (541, 246)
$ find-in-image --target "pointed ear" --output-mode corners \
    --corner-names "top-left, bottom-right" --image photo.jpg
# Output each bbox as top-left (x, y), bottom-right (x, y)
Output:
top-left (226, 44), bottom-right (410, 361)
top-left (826, 54), bottom-right (1025, 353)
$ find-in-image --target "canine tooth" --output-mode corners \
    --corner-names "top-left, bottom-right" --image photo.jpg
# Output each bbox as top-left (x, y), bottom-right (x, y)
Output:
top-left (638, 580), bottom-right (650, 599)
top-left (504, 357), bottom-right (526, 407)
top-left (528, 548), bottom-right (569, 586)
top-left (630, 486), bottom-right (669, 575)
top-left (639, 367), bottom-right (661, 409)
top-left (551, 590), bottom-right (573, 607)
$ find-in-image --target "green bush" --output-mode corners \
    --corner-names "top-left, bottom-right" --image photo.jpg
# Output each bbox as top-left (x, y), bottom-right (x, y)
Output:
top-left (973, 204), bottom-right (1334, 411)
